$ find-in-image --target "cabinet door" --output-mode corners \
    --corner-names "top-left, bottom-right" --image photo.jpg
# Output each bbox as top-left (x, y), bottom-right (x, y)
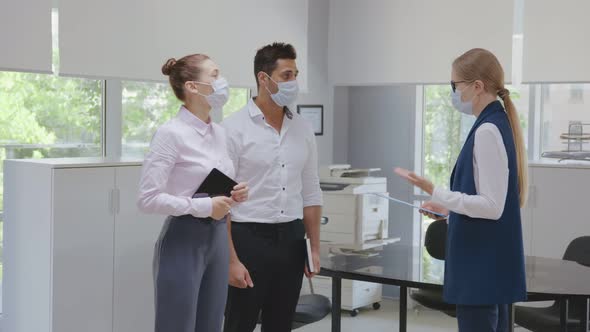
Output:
top-left (531, 167), bottom-right (590, 258)
top-left (112, 166), bottom-right (165, 332)
top-left (52, 167), bottom-right (115, 332)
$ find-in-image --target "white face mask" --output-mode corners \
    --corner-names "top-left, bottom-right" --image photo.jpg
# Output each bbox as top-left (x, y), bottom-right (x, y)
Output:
top-left (192, 76), bottom-right (230, 110)
top-left (264, 73), bottom-right (299, 107)
top-left (451, 85), bottom-right (474, 115)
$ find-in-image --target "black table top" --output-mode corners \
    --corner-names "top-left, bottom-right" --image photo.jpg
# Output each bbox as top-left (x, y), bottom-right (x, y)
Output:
top-left (320, 243), bottom-right (590, 298)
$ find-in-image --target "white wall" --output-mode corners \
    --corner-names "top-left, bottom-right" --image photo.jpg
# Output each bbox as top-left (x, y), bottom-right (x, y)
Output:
top-left (332, 86), bottom-right (350, 163)
top-left (345, 86), bottom-right (417, 246)
top-left (59, 0), bottom-right (308, 86)
top-left (298, 0), bottom-right (333, 165)
top-left (328, 0), bottom-right (513, 85)
top-left (333, 85), bottom-right (418, 298)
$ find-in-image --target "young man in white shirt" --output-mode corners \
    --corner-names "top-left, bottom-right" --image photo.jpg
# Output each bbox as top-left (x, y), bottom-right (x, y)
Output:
top-left (222, 42), bottom-right (323, 332)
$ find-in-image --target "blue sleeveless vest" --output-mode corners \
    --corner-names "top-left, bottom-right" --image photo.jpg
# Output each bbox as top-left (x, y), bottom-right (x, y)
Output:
top-left (443, 100), bottom-right (527, 305)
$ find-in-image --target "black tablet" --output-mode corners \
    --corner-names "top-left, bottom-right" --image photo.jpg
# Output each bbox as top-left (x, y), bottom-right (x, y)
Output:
top-left (193, 168), bottom-right (237, 198)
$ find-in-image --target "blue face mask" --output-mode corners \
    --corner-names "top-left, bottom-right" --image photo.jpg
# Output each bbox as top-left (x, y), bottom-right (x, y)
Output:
top-left (264, 73), bottom-right (299, 107)
top-left (192, 76), bottom-right (230, 110)
top-left (451, 85), bottom-right (474, 115)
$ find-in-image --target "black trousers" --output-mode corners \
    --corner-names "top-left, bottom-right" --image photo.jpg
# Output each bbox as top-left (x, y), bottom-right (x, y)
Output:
top-left (224, 219), bottom-right (306, 332)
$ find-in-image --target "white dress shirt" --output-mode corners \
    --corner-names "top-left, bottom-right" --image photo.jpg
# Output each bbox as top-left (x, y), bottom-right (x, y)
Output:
top-left (432, 123), bottom-right (509, 220)
top-left (222, 98), bottom-right (323, 223)
top-left (137, 106), bottom-right (235, 218)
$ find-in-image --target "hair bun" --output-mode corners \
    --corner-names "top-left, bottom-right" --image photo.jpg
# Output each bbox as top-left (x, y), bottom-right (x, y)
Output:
top-left (162, 58), bottom-right (177, 76)
top-left (498, 88), bottom-right (510, 99)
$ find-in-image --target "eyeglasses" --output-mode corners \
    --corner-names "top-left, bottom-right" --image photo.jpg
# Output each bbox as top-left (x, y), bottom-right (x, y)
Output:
top-left (450, 80), bottom-right (470, 93)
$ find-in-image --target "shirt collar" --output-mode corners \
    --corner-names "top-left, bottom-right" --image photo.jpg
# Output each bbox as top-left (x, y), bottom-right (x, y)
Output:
top-left (248, 98), bottom-right (263, 118)
top-left (248, 98), bottom-right (293, 120)
top-left (178, 106), bottom-right (212, 136)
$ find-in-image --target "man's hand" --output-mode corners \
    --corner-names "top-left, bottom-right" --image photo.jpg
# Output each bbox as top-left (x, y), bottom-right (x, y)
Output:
top-left (231, 182), bottom-right (249, 203)
top-left (229, 259), bottom-right (254, 289)
top-left (304, 249), bottom-right (321, 278)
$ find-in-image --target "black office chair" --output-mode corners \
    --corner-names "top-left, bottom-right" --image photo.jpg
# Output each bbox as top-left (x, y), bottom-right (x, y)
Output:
top-left (292, 293), bottom-right (332, 329)
top-left (256, 278), bottom-right (331, 330)
top-left (515, 236), bottom-right (590, 332)
top-left (291, 216), bottom-right (332, 328)
top-left (292, 277), bottom-right (331, 329)
top-left (424, 219), bottom-right (448, 261)
top-left (409, 219), bottom-right (457, 317)
top-left (410, 287), bottom-right (456, 318)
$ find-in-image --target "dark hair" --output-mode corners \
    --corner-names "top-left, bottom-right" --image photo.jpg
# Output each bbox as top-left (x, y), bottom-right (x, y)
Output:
top-left (253, 42), bottom-right (297, 87)
top-left (161, 54), bottom-right (210, 101)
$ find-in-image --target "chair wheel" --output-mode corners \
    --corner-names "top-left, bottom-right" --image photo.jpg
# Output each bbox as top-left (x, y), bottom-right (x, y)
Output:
top-left (373, 302), bottom-right (381, 310)
top-left (350, 309), bottom-right (359, 317)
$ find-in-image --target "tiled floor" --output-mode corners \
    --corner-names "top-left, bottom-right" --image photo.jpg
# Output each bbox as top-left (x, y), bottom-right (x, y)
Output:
top-left (254, 299), bottom-right (532, 332)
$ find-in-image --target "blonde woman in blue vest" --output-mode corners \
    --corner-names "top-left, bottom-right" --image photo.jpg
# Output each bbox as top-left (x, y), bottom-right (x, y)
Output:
top-left (397, 48), bottom-right (528, 332)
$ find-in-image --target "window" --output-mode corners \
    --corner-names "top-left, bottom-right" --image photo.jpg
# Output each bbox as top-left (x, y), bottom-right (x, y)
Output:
top-left (121, 81), bottom-right (181, 158)
top-left (540, 84), bottom-right (590, 155)
top-left (224, 88), bottom-right (250, 119)
top-left (420, 84), bottom-right (529, 282)
top-left (121, 81), bottom-right (249, 158)
top-left (0, 71), bottom-right (103, 284)
top-left (422, 84), bottom-right (529, 190)
top-left (0, 7), bottom-right (105, 311)
top-left (420, 85), bottom-right (474, 282)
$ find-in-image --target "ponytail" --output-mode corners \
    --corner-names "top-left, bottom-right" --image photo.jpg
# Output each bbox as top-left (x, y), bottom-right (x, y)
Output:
top-left (499, 89), bottom-right (528, 207)
top-left (454, 48), bottom-right (529, 207)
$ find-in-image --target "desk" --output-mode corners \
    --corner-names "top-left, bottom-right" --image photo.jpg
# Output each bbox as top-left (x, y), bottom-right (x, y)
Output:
top-left (320, 244), bottom-right (590, 332)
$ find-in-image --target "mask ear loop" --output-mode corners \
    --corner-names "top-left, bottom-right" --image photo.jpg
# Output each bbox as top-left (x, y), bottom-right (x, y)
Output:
top-left (263, 72), bottom-right (279, 95)
top-left (191, 81), bottom-right (214, 98)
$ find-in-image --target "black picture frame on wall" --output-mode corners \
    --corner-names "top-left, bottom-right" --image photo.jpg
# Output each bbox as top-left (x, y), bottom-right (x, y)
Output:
top-left (297, 105), bottom-right (324, 136)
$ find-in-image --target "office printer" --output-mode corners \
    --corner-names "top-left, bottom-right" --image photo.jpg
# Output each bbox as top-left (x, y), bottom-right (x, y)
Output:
top-left (314, 165), bottom-right (398, 316)
top-left (319, 164), bottom-right (396, 251)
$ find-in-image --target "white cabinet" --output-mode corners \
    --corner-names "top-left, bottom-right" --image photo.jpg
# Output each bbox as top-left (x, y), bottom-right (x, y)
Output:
top-left (113, 166), bottom-right (163, 332)
top-left (312, 270), bottom-right (382, 313)
top-left (52, 167), bottom-right (116, 332)
top-left (522, 163), bottom-right (590, 259)
top-left (3, 158), bottom-right (163, 332)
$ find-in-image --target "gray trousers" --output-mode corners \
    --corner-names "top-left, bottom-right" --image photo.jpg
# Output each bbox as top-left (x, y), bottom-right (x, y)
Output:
top-left (153, 215), bottom-right (229, 332)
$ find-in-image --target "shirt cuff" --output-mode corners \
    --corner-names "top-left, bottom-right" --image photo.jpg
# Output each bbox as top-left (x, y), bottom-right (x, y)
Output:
top-left (431, 187), bottom-right (447, 207)
top-left (303, 196), bottom-right (324, 208)
top-left (190, 197), bottom-right (213, 218)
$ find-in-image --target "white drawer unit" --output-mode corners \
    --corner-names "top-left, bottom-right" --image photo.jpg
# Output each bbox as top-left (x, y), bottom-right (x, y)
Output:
top-left (313, 269), bottom-right (383, 316)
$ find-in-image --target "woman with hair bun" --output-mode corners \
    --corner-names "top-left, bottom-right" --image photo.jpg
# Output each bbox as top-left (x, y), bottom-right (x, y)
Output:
top-left (137, 54), bottom-right (249, 332)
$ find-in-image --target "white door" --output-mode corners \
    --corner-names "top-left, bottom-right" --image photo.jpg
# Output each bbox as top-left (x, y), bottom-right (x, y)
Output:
top-left (52, 167), bottom-right (115, 332)
top-left (112, 166), bottom-right (165, 332)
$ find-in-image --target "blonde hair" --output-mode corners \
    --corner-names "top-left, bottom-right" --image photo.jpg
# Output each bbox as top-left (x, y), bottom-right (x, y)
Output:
top-left (453, 48), bottom-right (528, 207)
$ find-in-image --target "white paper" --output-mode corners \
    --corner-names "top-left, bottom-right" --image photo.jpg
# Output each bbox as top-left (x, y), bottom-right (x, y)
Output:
top-left (370, 193), bottom-right (448, 218)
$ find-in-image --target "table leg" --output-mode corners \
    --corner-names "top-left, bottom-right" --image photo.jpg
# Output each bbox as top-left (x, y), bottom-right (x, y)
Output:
top-left (560, 298), bottom-right (569, 332)
top-left (580, 298), bottom-right (589, 332)
top-left (331, 277), bottom-right (342, 332)
top-left (508, 303), bottom-right (515, 332)
top-left (399, 286), bottom-right (407, 332)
